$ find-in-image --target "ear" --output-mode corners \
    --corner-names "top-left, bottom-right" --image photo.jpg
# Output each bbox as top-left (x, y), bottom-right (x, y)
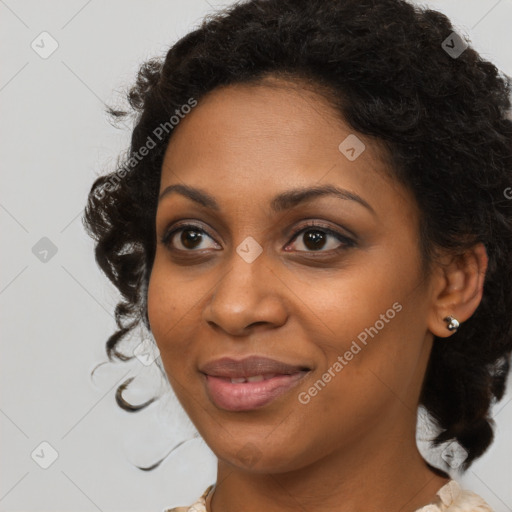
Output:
top-left (427, 243), bottom-right (488, 338)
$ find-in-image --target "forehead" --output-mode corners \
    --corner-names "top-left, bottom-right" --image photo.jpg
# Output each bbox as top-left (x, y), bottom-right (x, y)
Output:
top-left (159, 79), bottom-right (415, 221)
top-left (164, 77), bottom-right (365, 162)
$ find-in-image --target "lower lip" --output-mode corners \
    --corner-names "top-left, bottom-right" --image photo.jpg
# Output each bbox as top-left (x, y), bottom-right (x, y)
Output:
top-left (203, 372), bottom-right (309, 411)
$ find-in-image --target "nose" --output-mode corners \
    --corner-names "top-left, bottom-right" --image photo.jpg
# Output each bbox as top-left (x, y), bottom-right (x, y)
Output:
top-left (202, 248), bottom-right (288, 336)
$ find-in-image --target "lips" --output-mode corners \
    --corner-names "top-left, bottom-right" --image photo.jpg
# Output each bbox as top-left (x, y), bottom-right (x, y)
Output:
top-left (199, 356), bottom-right (310, 380)
top-left (200, 356), bottom-right (311, 411)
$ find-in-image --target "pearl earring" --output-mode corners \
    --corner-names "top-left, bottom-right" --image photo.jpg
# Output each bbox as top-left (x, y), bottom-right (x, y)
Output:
top-left (443, 316), bottom-right (460, 332)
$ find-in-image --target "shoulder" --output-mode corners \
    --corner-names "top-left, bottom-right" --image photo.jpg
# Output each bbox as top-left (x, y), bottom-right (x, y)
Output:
top-left (417, 480), bottom-right (494, 512)
top-left (163, 484), bottom-right (214, 512)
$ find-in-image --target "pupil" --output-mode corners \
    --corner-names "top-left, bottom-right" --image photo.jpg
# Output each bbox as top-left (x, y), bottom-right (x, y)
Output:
top-left (181, 229), bottom-right (202, 249)
top-left (178, 229), bottom-right (326, 250)
top-left (304, 230), bottom-right (326, 250)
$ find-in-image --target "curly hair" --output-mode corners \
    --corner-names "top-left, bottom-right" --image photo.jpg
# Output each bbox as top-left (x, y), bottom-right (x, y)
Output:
top-left (83, 0), bottom-right (512, 470)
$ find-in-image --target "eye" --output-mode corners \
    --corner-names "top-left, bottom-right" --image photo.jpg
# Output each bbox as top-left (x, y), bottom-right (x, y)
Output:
top-left (286, 222), bottom-right (355, 253)
top-left (161, 224), bottom-right (220, 251)
top-left (161, 221), bottom-right (355, 254)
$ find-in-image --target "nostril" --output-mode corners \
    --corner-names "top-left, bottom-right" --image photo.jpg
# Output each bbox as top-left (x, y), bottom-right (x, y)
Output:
top-left (247, 321), bottom-right (268, 329)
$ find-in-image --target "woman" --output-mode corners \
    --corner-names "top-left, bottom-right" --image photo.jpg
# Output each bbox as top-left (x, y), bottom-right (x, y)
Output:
top-left (84, 0), bottom-right (512, 510)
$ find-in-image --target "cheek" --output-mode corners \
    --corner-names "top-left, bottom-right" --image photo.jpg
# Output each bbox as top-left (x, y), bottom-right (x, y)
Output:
top-left (147, 261), bottom-right (208, 388)
top-left (147, 267), bottom-right (186, 363)
top-left (299, 265), bottom-right (402, 347)
top-left (147, 269), bottom-right (169, 343)
top-left (297, 251), bottom-right (426, 392)
top-left (312, 306), bottom-right (428, 430)
top-left (295, 311), bottom-right (422, 447)
top-left (147, 274), bottom-right (195, 407)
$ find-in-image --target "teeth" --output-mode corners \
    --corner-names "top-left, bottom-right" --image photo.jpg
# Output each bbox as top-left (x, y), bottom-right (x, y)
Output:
top-left (247, 375), bottom-right (264, 382)
top-left (229, 374), bottom-right (278, 383)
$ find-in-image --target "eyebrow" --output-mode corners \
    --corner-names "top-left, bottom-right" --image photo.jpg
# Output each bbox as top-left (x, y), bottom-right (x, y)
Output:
top-left (158, 183), bottom-right (376, 216)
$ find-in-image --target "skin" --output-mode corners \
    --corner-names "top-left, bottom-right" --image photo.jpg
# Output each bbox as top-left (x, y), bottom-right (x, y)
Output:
top-left (147, 76), bottom-right (488, 512)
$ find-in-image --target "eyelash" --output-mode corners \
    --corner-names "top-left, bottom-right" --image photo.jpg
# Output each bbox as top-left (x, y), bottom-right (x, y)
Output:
top-left (160, 221), bottom-right (356, 255)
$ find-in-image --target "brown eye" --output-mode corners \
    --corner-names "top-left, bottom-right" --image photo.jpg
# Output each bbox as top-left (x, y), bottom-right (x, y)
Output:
top-left (161, 224), bottom-right (220, 251)
top-left (178, 228), bottom-right (203, 249)
top-left (301, 230), bottom-right (329, 251)
top-left (288, 223), bottom-right (355, 253)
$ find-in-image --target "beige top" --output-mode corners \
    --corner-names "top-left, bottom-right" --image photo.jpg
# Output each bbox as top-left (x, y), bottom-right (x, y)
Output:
top-left (164, 479), bottom-right (494, 512)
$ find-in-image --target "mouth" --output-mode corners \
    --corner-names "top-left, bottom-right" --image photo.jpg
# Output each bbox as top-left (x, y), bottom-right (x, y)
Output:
top-left (199, 356), bottom-right (311, 412)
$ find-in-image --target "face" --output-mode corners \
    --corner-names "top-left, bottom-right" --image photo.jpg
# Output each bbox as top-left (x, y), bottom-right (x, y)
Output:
top-left (147, 77), bottom-right (438, 474)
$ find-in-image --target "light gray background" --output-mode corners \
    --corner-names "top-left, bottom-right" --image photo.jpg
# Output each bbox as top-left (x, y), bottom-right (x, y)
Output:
top-left (1, 1), bottom-right (511, 511)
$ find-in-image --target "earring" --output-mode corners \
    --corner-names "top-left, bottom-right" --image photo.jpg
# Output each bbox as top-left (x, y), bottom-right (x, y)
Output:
top-left (443, 316), bottom-right (460, 332)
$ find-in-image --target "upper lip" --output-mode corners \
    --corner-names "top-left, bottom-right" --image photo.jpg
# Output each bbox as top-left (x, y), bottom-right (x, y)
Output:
top-left (199, 356), bottom-right (311, 379)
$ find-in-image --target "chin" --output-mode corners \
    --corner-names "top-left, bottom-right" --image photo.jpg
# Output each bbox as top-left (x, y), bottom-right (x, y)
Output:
top-left (211, 438), bottom-right (318, 474)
